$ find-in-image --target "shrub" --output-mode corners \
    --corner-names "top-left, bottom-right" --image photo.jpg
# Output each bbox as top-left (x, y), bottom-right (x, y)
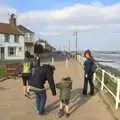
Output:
top-left (0, 66), bottom-right (7, 78)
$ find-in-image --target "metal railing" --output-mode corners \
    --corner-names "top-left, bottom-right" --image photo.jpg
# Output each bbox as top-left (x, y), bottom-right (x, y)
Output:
top-left (76, 55), bottom-right (120, 110)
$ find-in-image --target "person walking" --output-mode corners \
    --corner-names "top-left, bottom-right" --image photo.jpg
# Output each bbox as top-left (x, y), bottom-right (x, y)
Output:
top-left (82, 49), bottom-right (95, 96)
top-left (56, 77), bottom-right (72, 118)
top-left (21, 58), bottom-right (33, 97)
top-left (29, 64), bottom-right (57, 115)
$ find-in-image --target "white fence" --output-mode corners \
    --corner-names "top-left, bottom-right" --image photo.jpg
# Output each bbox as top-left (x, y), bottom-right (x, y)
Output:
top-left (77, 55), bottom-right (120, 110)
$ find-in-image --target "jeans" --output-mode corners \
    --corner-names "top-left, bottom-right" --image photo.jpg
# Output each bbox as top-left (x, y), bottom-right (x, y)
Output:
top-left (83, 73), bottom-right (94, 94)
top-left (35, 91), bottom-right (47, 114)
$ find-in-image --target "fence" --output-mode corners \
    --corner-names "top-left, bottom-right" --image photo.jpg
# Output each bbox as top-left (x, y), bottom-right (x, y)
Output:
top-left (76, 55), bottom-right (120, 110)
top-left (5, 63), bottom-right (22, 77)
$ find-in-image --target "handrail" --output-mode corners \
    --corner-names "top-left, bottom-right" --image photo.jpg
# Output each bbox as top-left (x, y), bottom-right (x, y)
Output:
top-left (76, 55), bottom-right (120, 110)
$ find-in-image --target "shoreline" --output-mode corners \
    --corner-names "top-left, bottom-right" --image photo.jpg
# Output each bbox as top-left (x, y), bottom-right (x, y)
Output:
top-left (98, 64), bottom-right (120, 77)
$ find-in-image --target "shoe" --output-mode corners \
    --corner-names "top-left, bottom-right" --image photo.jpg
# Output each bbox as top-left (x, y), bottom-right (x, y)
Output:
top-left (37, 110), bottom-right (48, 116)
top-left (36, 111), bottom-right (40, 115)
top-left (82, 92), bottom-right (87, 96)
top-left (25, 92), bottom-right (31, 98)
top-left (27, 92), bottom-right (31, 95)
top-left (58, 109), bottom-right (64, 118)
top-left (82, 90), bottom-right (87, 96)
top-left (65, 113), bottom-right (70, 118)
top-left (89, 92), bottom-right (94, 96)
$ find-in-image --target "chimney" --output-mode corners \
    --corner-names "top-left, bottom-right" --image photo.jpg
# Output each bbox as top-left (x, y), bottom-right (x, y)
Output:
top-left (9, 13), bottom-right (17, 27)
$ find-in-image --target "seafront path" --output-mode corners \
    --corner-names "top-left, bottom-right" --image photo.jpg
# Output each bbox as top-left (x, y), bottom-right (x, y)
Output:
top-left (0, 57), bottom-right (118, 120)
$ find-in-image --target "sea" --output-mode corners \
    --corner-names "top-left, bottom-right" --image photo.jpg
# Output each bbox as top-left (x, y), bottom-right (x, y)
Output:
top-left (78, 51), bottom-right (120, 71)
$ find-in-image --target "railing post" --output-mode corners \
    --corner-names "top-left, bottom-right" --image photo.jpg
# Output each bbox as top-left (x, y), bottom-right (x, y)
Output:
top-left (115, 78), bottom-right (120, 110)
top-left (93, 73), bottom-right (96, 81)
top-left (51, 56), bottom-right (54, 65)
top-left (101, 70), bottom-right (105, 91)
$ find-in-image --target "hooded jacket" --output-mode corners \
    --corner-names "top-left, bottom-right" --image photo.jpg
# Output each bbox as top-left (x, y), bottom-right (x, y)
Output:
top-left (56, 79), bottom-right (72, 101)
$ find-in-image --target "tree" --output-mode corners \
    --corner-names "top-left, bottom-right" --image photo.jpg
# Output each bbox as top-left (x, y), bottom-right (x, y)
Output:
top-left (25, 51), bottom-right (31, 58)
top-left (34, 43), bottom-right (44, 55)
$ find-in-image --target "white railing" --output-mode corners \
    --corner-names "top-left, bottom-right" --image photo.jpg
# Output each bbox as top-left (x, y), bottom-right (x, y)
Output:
top-left (76, 55), bottom-right (120, 110)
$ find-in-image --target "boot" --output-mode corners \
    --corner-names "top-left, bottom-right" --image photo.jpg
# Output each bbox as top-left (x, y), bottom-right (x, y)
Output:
top-left (58, 109), bottom-right (64, 118)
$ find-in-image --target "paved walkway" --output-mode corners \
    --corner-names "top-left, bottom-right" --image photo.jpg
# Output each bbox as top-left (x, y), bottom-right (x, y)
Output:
top-left (0, 59), bottom-right (115, 120)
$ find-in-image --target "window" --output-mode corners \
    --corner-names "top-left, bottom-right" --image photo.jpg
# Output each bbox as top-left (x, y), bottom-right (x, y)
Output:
top-left (27, 33), bottom-right (30, 38)
top-left (14, 35), bottom-right (19, 43)
top-left (8, 47), bottom-right (16, 56)
top-left (4, 34), bottom-right (10, 42)
top-left (19, 47), bottom-right (22, 51)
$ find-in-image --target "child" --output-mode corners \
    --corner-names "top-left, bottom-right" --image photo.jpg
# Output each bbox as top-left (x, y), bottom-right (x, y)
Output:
top-left (22, 58), bottom-right (33, 97)
top-left (83, 49), bottom-right (95, 96)
top-left (56, 77), bottom-right (72, 118)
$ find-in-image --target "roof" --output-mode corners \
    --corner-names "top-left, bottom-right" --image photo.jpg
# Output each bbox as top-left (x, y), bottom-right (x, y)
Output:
top-left (18, 25), bottom-right (34, 33)
top-left (0, 23), bottom-right (23, 35)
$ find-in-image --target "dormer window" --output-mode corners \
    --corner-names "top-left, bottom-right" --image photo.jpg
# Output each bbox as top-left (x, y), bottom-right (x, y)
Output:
top-left (14, 35), bottom-right (19, 43)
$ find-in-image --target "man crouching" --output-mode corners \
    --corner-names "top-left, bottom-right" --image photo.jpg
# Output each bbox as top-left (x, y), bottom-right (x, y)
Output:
top-left (29, 64), bottom-right (57, 115)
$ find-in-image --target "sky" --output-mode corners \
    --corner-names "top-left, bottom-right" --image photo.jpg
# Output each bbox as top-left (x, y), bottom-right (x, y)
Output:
top-left (0, 0), bottom-right (120, 51)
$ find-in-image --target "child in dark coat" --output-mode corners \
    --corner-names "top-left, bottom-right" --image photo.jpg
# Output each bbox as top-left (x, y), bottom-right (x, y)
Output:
top-left (56, 77), bottom-right (72, 118)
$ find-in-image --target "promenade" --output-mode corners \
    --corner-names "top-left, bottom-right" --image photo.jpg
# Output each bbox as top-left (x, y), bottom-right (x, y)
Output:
top-left (0, 59), bottom-right (115, 120)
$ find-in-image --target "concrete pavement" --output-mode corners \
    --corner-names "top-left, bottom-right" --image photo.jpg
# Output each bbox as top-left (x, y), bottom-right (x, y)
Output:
top-left (0, 59), bottom-right (115, 120)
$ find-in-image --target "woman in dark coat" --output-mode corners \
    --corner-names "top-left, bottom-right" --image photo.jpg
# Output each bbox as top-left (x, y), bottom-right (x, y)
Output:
top-left (83, 49), bottom-right (95, 96)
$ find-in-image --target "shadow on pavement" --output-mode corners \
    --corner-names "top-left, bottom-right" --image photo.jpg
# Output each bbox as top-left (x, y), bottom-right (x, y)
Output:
top-left (45, 88), bottom-right (96, 115)
top-left (0, 86), bottom-right (9, 90)
top-left (46, 100), bottom-right (60, 113)
top-left (70, 88), bottom-right (89, 114)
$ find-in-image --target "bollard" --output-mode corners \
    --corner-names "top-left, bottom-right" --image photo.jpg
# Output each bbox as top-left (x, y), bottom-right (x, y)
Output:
top-left (65, 57), bottom-right (68, 68)
top-left (93, 73), bottom-right (96, 81)
top-left (51, 57), bottom-right (54, 65)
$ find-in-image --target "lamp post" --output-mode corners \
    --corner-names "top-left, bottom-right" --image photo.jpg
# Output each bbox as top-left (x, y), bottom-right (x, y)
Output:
top-left (68, 40), bottom-right (70, 53)
top-left (73, 31), bottom-right (78, 60)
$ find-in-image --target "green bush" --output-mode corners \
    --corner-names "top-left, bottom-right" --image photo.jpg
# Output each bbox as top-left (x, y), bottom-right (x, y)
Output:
top-left (96, 69), bottom-right (102, 81)
top-left (0, 66), bottom-right (7, 78)
top-left (95, 65), bottom-right (117, 95)
top-left (104, 73), bottom-right (117, 95)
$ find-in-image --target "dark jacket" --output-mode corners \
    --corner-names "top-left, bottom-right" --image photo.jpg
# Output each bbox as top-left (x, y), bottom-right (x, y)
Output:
top-left (84, 59), bottom-right (95, 75)
top-left (29, 64), bottom-right (56, 96)
top-left (56, 80), bottom-right (72, 101)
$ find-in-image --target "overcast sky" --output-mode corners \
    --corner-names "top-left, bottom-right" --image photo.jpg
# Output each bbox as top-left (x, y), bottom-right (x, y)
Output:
top-left (0, 0), bottom-right (120, 51)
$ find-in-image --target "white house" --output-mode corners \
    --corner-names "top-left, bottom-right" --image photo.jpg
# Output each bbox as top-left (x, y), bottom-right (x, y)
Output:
top-left (18, 25), bottom-right (35, 55)
top-left (37, 39), bottom-right (56, 52)
top-left (0, 14), bottom-right (25, 60)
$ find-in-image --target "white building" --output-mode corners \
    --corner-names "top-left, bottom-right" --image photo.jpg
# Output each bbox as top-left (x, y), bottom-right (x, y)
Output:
top-left (37, 39), bottom-right (56, 52)
top-left (0, 14), bottom-right (25, 60)
top-left (18, 25), bottom-right (35, 55)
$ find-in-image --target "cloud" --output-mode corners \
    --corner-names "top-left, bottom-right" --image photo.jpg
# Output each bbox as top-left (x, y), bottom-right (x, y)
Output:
top-left (0, 2), bottom-right (120, 50)
top-left (0, 6), bottom-right (17, 22)
top-left (18, 3), bottom-right (120, 32)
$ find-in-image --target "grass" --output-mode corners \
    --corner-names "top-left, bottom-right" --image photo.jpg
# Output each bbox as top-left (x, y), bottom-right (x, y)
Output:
top-left (99, 64), bottom-right (120, 77)
top-left (95, 64), bottom-right (117, 96)
top-left (0, 66), bottom-right (7, 79)
top-left (104, 73), bottom-right (117, 95)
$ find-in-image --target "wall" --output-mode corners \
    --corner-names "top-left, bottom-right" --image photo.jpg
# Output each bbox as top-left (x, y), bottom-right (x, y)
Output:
top-left (24, 32), bottom-right (34, 54)
top-left (0, 34), bottom-right (24, 60)
top-left (25, 45), bottom-right (34, 55)
top-left (24, 32), bottom-right (34, 42)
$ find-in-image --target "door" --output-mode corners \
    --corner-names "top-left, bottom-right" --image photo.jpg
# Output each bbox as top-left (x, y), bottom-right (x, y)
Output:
top-left (0, 47), bottom-right (5, 60)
